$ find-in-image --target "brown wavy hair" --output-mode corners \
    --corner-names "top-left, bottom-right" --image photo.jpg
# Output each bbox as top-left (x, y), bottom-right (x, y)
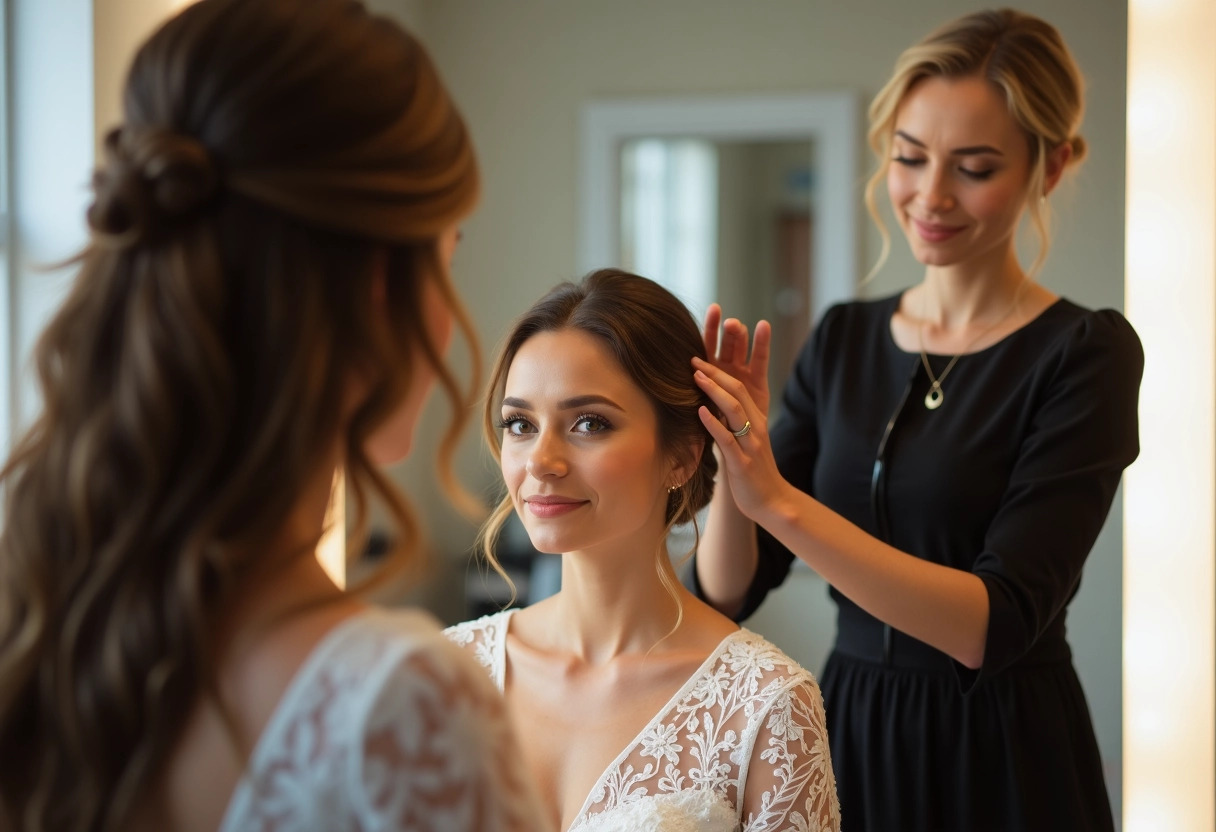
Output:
top-left (864, 8), bottom-right (1087, 281)
top-left (0, 1), bottom-right (479, 829)
top-left (478, 269), bottom-right (718, 625)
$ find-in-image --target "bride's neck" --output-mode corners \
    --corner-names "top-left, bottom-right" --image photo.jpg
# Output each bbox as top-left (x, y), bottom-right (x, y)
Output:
top-left (545, 550), bottom-right (690, 664)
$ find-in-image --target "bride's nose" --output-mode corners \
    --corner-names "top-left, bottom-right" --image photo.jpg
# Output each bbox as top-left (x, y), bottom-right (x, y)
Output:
top-left (525, 430), bottom-right (568, 479)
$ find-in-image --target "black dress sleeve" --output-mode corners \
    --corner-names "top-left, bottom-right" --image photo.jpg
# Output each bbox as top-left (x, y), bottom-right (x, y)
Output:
top-left (960, 309), bottom-right (1143, 688)
top-left (692, 305), bottom-right (841, 621)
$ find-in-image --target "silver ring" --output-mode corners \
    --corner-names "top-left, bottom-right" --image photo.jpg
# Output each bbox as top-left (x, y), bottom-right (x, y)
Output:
top-left (732, 420), bottom-right (751, 438)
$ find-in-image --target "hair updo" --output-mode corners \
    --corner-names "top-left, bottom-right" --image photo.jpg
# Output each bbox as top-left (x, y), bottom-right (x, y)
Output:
top-left (864, 8), bottom-right (1087, 280)
top-left (88, 126), bottom-right (219, 249)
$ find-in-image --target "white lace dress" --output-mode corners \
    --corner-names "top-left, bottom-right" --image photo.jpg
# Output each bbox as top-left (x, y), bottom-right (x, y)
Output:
top-left (218, 606), bottom-right (550, 832)
top-left (445, 610), bottom-right (840, 832)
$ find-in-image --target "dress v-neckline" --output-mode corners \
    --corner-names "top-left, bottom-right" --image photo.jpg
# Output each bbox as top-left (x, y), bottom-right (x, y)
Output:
top-left (493, 609), bottom-right (747, 831)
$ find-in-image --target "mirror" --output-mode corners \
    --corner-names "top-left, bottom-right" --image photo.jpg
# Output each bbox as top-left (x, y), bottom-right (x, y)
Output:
top-left (382, 5), bottom-right (1127, 816)
top-left (617, 136), bottom-right (815, 393)
top-left (580, 92), bottom-right (860, 346)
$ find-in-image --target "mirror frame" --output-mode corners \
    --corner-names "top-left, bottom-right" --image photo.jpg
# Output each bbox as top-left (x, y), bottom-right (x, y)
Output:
top-left (579, 91), bottom-right (862, 322)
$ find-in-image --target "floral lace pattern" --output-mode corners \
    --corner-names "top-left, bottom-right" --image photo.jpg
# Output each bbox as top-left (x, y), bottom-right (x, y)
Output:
top-left (220, 607), bottom-right (548, 832)
top-left (446, 611), bottom-right (840, 832)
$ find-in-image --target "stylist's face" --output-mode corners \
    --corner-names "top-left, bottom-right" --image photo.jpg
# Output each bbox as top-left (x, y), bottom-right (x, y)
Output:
top-left (887, 75), bottom-right (1032, 271)
top-left (364, 225), bottom-right (462, 466)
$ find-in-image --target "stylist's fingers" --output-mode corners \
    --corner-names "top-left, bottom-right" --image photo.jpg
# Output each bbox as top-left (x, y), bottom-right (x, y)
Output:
top-left (702, 303), bottom-right (722, 360)
top-left (695, 383), bottom-right (753, 444)
top-left (698, 404), bottom-right (741, 448)
top-left (720, 318), bottom-right (750, 368)
top-left (698, 403), bottom-right (784, 520)
top-left (692, 357), bottom-right (760, 415)
top-left (751, 320), bottom-right (773, 376)
top-left (730, 319), bottom-right (774, 416)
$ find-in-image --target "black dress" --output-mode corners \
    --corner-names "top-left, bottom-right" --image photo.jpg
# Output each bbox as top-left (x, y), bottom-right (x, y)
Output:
top-left (704, 292), bottom-right (1142, 832)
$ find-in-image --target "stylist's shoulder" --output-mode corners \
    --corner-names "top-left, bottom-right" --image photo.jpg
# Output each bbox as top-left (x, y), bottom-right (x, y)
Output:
top-left (1054, 305), bottom-right (1143, 455)
top-left (1089, 306), bottom-right (1144, 366)
top-left (1067, 305), bottom-right (1144, 390)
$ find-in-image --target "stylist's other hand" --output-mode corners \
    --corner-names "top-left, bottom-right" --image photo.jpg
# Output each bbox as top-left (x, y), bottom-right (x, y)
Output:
top-left (702, 304), bottom-right (772, 417)
top-left (692, 356), bottom-right (793, 523)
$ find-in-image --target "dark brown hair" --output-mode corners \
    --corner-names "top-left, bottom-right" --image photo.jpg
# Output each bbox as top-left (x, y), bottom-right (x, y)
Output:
top-left (478, 269), bottom-right (718, 613)
top-left (0, 0), bottom-right (479, 829)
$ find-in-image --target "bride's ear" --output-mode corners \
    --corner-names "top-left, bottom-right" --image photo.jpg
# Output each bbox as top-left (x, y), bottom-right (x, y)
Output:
top-left (667, 438), bottom-right (706, 490)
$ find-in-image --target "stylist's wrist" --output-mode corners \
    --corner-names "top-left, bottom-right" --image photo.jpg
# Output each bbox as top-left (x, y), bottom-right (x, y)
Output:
top-left (741, 479), bottom-right (800, 531)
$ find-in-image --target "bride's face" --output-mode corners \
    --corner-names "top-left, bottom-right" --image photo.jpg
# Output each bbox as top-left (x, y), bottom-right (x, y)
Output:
top-left (497, 327), bottom-right (675, 558)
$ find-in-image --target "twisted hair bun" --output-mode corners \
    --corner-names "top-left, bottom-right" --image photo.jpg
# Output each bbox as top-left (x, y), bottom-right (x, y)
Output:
top-left (87, 126), bottom-right (218, 249)
top-left (1067, 134), bottom-right (1088, 166)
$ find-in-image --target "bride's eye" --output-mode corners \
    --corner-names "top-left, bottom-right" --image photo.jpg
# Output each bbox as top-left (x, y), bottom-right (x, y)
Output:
top-left (498, 414), bottom-right (536, 436)
top-left (573, 413), bottom-right (612, 435)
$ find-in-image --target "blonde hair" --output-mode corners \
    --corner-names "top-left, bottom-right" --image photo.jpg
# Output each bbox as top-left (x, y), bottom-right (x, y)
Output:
top-left (478, 270), bottom-right (718, 634)
top-left (864, 8), bottom-right (1087, 281)
top-left (0, 0), bottom-right (479, 829)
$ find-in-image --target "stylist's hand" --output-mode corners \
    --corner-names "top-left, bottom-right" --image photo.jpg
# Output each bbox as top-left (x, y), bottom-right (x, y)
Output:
top-left (693, 353), bottom-right (792, 523)
top-left (702, 304), bottom-right (772, 417)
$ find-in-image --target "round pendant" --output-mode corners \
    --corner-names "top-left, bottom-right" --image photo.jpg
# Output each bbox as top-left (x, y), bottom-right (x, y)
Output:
top-left (924, 385), bottom-right (944, 410)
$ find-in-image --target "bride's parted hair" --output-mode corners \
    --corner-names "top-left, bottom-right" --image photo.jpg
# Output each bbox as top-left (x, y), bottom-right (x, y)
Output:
top-left (478, 269), bottom-right (718, 625)
top-left (0, 0), bottom-right (479, 829)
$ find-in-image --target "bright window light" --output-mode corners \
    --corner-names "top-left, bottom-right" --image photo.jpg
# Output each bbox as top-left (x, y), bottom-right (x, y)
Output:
top-left (620, 138), bottom-right (719, 318)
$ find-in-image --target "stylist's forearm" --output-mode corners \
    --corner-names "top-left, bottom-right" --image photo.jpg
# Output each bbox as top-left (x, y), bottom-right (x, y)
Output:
top-left (755, 485), bottom-right (990, 669)
top-left (696, 473), bottom-right (759, 618)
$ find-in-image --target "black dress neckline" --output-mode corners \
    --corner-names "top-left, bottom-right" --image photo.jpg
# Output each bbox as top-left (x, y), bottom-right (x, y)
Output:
top-left (882, 291), bottom-right (1073, 360)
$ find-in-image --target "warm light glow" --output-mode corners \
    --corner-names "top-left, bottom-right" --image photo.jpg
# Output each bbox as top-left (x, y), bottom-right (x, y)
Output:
top-left (1124, 0), bottom-right (1216, 829)
top-left (316, 470), bottom-right (346, 589)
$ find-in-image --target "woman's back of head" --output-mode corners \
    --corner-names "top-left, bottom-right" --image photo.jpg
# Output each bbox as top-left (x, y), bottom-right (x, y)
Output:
top-left (0, 1), bottom-right (478, 829)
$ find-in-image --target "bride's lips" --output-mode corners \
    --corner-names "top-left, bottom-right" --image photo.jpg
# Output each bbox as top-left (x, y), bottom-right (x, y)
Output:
top-left (524, 495), bottom-right (588, 518)
top-left (912, 218), bottom-right (966, 242)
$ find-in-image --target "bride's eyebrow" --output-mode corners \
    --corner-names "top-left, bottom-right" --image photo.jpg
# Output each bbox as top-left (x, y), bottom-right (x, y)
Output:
top-left (502, 394), bottom-right (624, 411)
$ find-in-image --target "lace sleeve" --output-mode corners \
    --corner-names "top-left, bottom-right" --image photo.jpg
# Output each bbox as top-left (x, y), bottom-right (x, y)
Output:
top-left (356, 637), bottom-right (552, 832)
top-left (740, 675), bottom-right (840, 832)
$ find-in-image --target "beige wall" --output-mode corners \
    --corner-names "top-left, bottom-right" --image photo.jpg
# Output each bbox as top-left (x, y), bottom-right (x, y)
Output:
top-left (94, 0), bottom-right (176, 143)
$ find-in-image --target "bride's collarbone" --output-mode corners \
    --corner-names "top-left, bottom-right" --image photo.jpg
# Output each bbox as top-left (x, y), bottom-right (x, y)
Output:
top-left (505, 651), bottom-right (712, 829)
top-left (507, 649), bottom-right (699, 727)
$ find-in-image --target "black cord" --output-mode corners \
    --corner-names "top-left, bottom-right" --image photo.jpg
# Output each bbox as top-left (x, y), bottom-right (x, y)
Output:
top-left (869, 357), bottom-right (920, 664)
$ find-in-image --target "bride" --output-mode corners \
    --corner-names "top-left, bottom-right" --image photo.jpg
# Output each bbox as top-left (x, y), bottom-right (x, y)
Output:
top-left (447, 269), bottom-right (840, 832)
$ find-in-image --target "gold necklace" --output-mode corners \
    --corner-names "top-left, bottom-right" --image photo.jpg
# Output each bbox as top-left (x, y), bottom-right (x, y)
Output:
top-left (918, 279), bottom-right (1027, 410)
